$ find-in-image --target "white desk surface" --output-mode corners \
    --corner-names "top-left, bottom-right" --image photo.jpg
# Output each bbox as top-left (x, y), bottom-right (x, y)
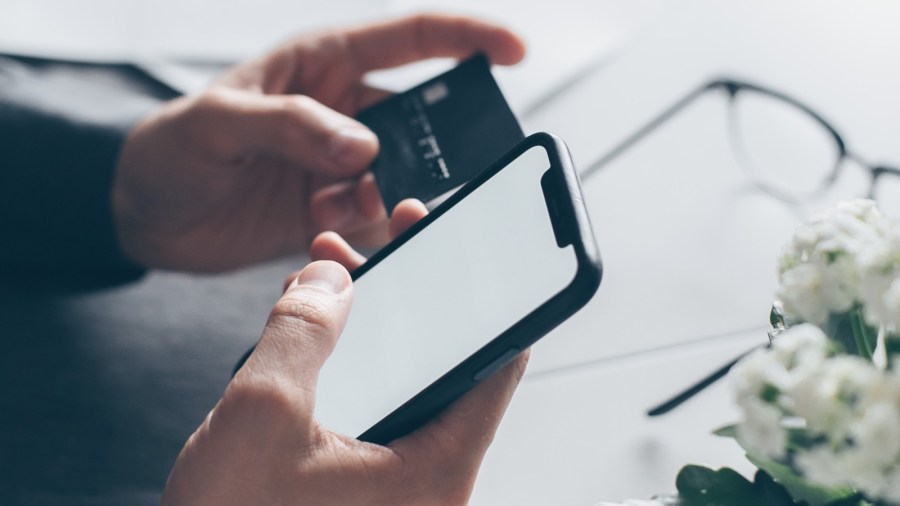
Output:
top-left (2, 1), bottom-right (900, 504)
top-left (478, 1), bottom-right (900, 502)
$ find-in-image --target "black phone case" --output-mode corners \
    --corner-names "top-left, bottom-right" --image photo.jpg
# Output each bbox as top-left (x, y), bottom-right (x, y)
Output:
top-left (352, 132), bottom-right (603, 445)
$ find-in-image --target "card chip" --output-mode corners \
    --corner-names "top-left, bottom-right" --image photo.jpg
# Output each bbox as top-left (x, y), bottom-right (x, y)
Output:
top-left (422, 81), bottom-right (449, 105)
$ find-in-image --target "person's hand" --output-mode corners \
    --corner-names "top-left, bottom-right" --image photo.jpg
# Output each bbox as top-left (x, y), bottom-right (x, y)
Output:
top-left (113, 13), bottom-right (525, 272)
top-left (161, 203), bottom-right (529, 505)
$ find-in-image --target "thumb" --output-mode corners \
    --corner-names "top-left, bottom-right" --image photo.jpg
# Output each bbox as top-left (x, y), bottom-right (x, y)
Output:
top-left (238, 261), bottom-right (354, 412)
top-left (389, 350), bottom-right (528, 493)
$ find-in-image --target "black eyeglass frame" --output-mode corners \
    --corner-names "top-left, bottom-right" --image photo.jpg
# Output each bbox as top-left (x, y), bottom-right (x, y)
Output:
top-left (581, 77), bottom-right (900, 206)
top-left (573, 76), bottom-right (900, 417)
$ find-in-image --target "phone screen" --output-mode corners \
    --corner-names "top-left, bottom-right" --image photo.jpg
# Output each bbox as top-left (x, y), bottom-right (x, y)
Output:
top-left (315, 146), bottom-right (580, 437)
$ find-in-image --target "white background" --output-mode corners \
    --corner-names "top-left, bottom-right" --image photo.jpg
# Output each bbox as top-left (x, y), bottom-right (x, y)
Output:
top-left (3, 1), bottom-right (900, 504)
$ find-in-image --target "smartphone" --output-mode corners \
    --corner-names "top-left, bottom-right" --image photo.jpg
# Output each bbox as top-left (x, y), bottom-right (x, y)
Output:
top-left (312, 132), bottom-right (602, 445)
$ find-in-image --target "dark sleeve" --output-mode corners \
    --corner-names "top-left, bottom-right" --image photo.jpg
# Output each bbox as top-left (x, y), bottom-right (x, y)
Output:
top-left (0, 55), bottom-right (181, 290)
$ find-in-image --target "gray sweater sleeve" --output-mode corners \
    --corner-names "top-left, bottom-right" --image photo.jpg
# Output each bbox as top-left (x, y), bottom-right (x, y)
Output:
top-left (0, 55), bottom-right (180, 290)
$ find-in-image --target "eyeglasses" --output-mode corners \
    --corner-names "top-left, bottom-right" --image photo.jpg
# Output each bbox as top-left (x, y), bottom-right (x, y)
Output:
top-left (647, 303), bottom-right (788, 417)
top-left (580, 78), bottom-right (900, 216)
top-left (568, 77), bottom-right (900, 415)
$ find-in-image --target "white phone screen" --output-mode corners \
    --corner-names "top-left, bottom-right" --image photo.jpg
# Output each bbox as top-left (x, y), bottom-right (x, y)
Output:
top-left (315, 146), bottom-right (579, 437)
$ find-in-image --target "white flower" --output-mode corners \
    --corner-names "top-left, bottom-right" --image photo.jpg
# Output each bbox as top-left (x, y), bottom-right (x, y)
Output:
top-left (796, 445), bottom-right (887, 497)
top-left (731, 349), bottom-right (787, 405)
top-left (778, 261), bottom-right (855, 325)
top-left (736, 397), bottom-right (788, 460)
top-left (716, 201), bottom-right (900, 504)
top-left (729, 325), bottom-right (837, 460)
top-left (777, 199), bottom-right (885, 325)
top-left (791, 360), bottom-right (900, 503)
top-left (843, 448), bottom-right (890, 499)
top-left (789, 373), bottom-right (847, 439)
top-left (884, 279), bottom-right (900, 331)
top-left (879, 466), bottom-right (900, 504)
top-left (847, 401), bottom-right (900, 469)
top-left (794, 446), bottom-right (850, 487)
top-left (834, 199), bottom-right (884, 225)
top-left (732, 324), bottom-right (828, 405)
top-left (790, 355), bottom-right (878, 439)
top-left (796, 443), bottom-right (887, 496)
top-left (768, 323), bottom-right (831, 367)
top-left (857, 220), bottom-right (900, 329)
top-left (738, 335), bottom-right (900, 503)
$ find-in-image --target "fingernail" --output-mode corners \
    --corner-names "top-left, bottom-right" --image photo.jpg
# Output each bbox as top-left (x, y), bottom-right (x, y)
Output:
top-left (329, 126), bottom-right (377, 169)
top-left (294, 261), bottom-right (351, 294)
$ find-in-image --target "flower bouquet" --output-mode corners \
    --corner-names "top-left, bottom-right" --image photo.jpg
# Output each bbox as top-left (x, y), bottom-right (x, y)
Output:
top-left (604, 200), bottom-right (900, 506)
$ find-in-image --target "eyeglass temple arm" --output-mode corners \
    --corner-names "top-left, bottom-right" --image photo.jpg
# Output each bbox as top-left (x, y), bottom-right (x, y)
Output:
top-left (646, 344), bottom-right (762, 417)
top-left (581, 82), bottom-right (720, 182)
top-left (873, 165), bottom-right (900, 177)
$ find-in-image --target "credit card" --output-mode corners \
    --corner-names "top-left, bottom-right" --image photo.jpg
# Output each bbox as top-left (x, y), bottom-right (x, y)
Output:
top-left (357, 54), bottom-right (525, 213)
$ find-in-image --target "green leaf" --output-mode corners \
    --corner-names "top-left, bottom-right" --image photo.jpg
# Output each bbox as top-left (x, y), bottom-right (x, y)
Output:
top-left (754, 469), bottom-right (803, 505)
top-left (823, 493), bottom-right (868, 506)
top-left (713, 424), bottom-right (739, 439)
top-left (671, 463), bottom-right (871, 506)
top-left (676, 465), bottom-right (718, 498)
top-left (885, 333), bottom-right (900, 369)
top-left (825, 251), bottom-right (843, 263)
top-left (761, 383), bottom-right (781, 403)
top-left (786, 428), bottom-right (827, 452)
top-left (826, 313), bottom-right (862, 358)
top-left (675, 465), bottom-right (756, 506)
top-left (746, 453), bottom-right (856, 506)
top-left (850, 308), bottom-right (876, 362)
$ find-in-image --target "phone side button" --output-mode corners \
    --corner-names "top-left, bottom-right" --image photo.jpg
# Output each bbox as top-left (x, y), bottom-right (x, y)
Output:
top-left (473, 348), bottom-right (521, 382)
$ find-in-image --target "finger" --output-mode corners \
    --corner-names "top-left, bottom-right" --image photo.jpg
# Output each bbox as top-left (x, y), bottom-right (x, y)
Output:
top-left (238, 261), bottom-right (354, 413)
top-left (190, 88), bottom-right (378, 177)
top-left (308, 199), bottom-right (427, 274)
top-left (389, 199), bottom-right (428, 240)
top-left (345, 13), bottom-right (526, 72)
top-left (310, 172), bottom-right (387, 237)
top-left (355, 85), bottom-right (393, 111)
top-left (282, 269), bottom-right (303, 293)
top-left (310, 231), bottom-right (367, 271)
top-left (390, 350), bottom-right (529, 490)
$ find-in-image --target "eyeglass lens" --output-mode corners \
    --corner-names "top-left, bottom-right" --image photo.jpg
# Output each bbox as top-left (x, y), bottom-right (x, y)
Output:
top-left (646, 82), bottom-right (900, 416)
top-left (871, 169), bottom-right (900, 217)
top-left (726, 87), bottom-right (844, 202)
top-left (721, 84), bottom-right (900, 215)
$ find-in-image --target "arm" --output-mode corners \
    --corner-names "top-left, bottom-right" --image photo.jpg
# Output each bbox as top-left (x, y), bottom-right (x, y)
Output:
top-left (0, 14), bottom-right (526, 285)
top-left (0, 55), bottom-right (178, 289)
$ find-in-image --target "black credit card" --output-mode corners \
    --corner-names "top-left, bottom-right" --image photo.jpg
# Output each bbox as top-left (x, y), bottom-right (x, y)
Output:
top-left (357, 54), bottom-right (525, 213)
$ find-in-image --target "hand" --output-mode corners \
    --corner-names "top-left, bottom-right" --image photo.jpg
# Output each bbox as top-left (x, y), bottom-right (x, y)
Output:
top-left (161, 202), bottom-right (529, 505)
top-left (113, 14), bottom-right (525, 272)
